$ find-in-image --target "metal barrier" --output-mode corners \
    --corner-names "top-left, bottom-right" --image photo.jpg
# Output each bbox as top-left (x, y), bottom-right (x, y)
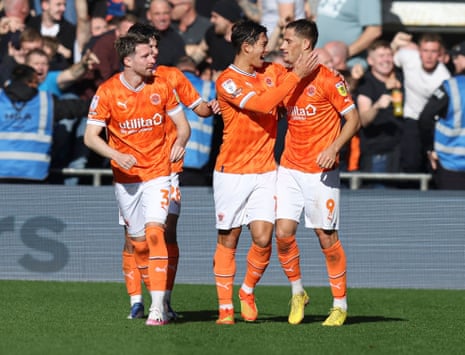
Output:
top-left (57, 168), bottom-right (113, 186)
top-left (56, 168), bottom-right (433, 190)
top-left (340, 172), bottom-right (432, 191)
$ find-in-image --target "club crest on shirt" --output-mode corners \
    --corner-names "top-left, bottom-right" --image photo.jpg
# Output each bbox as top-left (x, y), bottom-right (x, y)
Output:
top-left (90, 95), bottom-right (99, 110)
top-left (306, 84), bottom-right (316, 96)
top-left (265, 77), bottom-right (274, 87)
top-left (222, 79), bottom-right (242, 97)
top-left (335, 81), bottom-right (348, 97)
top-left (150, 93), bottom-right (161, 105)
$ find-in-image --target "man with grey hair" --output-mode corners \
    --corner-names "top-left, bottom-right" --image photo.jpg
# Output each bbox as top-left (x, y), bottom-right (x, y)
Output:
top-left (146, 0), bottom-right (186, 66)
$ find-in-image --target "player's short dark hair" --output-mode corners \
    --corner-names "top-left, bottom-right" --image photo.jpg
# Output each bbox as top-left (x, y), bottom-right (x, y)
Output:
top-left (114, 32), bottom-right (150, 62)
top-left (128, 22), bottom-right (161, 43)
top-left (285, 19), bottom-right (319, 49)
top-left (231, 19), bottom-right (267, 54)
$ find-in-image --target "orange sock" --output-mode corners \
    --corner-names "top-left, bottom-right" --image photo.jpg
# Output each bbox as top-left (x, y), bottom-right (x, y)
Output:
top-left (243, 243), bottom-right (271, 289)
top-left (213, 243), bottom-right (236, 308)
top-left (130, 239), bottom-right (151, 290)
top-left (322, 240), bottom-right (347, 299)
top-left (166, 242), bottom-right (179, 292)
top-left (122, 251), bottom-right (141, 296)
top-left (146, 225), bottom-right (168, 291)
top-left (276, 235), bottom-right (301, 282)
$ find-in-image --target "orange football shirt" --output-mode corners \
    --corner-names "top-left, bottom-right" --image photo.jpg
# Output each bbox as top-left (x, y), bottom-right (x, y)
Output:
top-left (156, 65), bottom-right (202, 173)
top-left (215, 63), bottom-right (300, 174)
top-left (280, 65), bottom-right (356, 173)
top-left (87, 72), bottom-right (181, 183)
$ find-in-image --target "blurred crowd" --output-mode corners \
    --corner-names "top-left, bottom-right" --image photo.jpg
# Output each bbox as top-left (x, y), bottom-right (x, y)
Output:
top-left (0, 0), bottom-right (464, 189)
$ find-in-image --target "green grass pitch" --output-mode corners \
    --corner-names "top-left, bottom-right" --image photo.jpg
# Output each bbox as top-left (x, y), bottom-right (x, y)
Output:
top-left (0, 280), bottom-right (463, 355)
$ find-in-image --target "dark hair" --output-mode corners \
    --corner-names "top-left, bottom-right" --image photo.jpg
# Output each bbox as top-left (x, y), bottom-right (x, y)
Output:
top-left (231, 19), bottom-right (267, 54)
top-left (285, 19), bottom-right (319, 49)
top-left (418, 33), bottom-right (444, 48)
top-left (368, 39), bottom-right (392, 53)
top-left (11, 64), bottom-right (37, 84)
top-left (114, 32), bottom-right (150, 63)
top-left (128, 22), bottom-right (161, 43)
top-left (19, 27), bottom-right (43, 45)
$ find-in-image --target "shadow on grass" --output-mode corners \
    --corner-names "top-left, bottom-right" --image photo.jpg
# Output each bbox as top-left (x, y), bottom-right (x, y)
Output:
top-left (343, 315), bottom-right (407, 325)
top-left (171, 310), bottom-right (407, 325)
top-left (255, 314), bottom-right (407, 325)
top-left (170, 309), bottom-right (219, 323)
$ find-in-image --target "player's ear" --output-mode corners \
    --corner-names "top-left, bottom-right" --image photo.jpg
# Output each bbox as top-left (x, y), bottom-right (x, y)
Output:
top-left (303, 38), bottom-right (311, 51)
top-left (123, 56), bottom-right (131, 68)
top-left (242, 42), bottom-right (251, 54)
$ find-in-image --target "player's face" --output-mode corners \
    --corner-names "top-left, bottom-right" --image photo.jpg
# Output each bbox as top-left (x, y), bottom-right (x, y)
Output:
top-left (249, 32), bottom-right (268, 69)
top-left (280, 28), bottom-right (304, 65)
top-left (130, 44), bottom-right (156, 77)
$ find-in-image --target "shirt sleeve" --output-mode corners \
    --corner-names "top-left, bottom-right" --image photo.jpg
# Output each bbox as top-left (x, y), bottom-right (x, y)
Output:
top-left (172, 68), bottom-right (202, 109)
top-left (359, 0), bottom-right (382, 26)
top-left (418, 84), bottom-right (449, 151)
top-left (87, 86), bottom-right (110, 127)
top-left (217, 72), bottom-right (300, 114)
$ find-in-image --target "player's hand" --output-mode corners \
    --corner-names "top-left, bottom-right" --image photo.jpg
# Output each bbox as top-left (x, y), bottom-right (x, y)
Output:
top-left (316, 147), bottom-right (337, 170)
top-left (170, 144), bottom-right (185, 163)
top-left (114, 153), bottom-right (137, 170)
top-left (208, 99), bottom-right (221, 115)
top-left (292, 50), bottom-right (319, 79)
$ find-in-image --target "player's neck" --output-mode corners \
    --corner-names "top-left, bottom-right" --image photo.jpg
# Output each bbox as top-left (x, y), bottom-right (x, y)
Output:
top-left (121, 70), bottom-right (145, 90)
top-left (233, 56), bottom-right (255, 74)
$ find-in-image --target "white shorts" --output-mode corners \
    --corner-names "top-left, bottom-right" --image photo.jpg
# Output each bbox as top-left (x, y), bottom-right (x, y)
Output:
top-left (168, 172), bottom-right (181, 216)
top-left (213, 170), bottom-right (276, 230)
top-left (118, 173), bottom-right (180, 226)
top-left (115, 176), bottom-right (171, 237)
top-left (276, 166), bottom-right (340, 230)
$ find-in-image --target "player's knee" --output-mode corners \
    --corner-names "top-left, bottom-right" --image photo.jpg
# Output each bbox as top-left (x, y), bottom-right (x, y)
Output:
top-left (123, 238), bottom-right (134, 253)
top-left (315, 228), bottom-right (338, 248)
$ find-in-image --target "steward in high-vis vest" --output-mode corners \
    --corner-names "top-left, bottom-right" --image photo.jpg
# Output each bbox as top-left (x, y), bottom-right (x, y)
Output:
top-left (0, 65), bottom-right (89, 182)
top-left (419, 41), bottom-right (465, 190)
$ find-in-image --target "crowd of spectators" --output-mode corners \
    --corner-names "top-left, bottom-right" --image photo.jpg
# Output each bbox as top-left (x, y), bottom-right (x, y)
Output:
top-left (0, 0), bottom-right (463, 189)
